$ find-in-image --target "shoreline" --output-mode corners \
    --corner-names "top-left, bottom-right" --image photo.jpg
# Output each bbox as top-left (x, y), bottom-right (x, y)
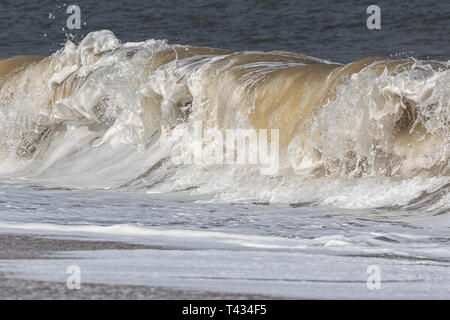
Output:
top-left (0, 233), bottom-right (278, 300)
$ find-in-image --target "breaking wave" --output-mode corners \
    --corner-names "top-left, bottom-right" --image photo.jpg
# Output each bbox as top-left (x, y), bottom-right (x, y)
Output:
top-left (0, 30), bottom-right (448, 209)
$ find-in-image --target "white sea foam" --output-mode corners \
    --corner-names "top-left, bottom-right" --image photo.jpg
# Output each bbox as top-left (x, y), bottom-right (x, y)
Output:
top-left (0, 30), bottom-right (447, 209)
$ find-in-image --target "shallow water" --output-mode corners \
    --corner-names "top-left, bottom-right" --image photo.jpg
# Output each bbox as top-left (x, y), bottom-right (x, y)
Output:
top-left (0, 180), bottom-right (449, 298)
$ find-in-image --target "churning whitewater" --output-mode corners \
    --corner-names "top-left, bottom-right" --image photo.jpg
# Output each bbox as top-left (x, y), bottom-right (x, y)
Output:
top-left (0, 30), bottom-right (448, 209)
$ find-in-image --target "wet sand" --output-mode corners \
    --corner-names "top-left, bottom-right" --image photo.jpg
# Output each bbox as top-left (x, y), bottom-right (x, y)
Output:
top-left (0, 234), bottom-right (160, 260)
top-left (0, 234), bottom-right (276, 300)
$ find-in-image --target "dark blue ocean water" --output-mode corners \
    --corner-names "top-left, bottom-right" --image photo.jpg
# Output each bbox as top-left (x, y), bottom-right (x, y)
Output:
top-left (0, 0), bottom-right (448, 62)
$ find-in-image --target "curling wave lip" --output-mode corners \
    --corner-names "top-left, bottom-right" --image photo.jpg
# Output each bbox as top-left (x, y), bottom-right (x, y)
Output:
top-left (0, 30), bottom-right (447, 206)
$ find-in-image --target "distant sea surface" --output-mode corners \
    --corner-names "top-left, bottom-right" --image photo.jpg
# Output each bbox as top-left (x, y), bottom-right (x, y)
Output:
top-left (0, 0), bottom-right (449, 62)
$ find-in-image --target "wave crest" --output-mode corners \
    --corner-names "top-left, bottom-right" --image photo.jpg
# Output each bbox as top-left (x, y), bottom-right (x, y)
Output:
top-left (0, 30), bottom-right (448, 207)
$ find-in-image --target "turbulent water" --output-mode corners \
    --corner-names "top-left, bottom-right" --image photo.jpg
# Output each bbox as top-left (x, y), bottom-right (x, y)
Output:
top-left (0, 28), bottom-right (449, 298)
top-left (0, 30), bottom-right (448, 204)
